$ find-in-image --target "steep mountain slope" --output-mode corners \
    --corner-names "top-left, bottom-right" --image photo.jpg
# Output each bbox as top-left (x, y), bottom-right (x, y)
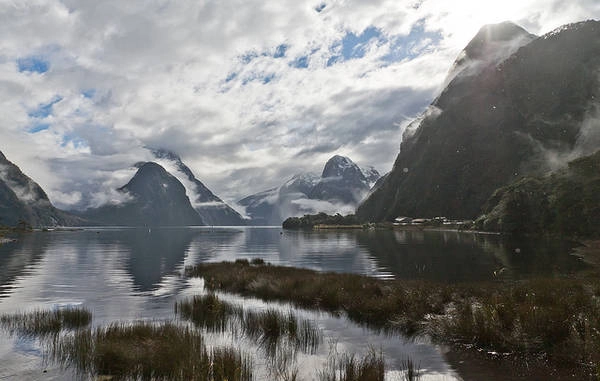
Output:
top-left (239, 155), bottom-right (379, 225)
top-left (357, 20), bottom-right (600, 222)
top-left (0, 151), bottom-right (83, 227)
top-left (476, 150), bottom-right (600, 237)
top-left (152, 149), bottom-right (245, 225)
top-left (80, 162), bottom-right (204, 226)
top-left (309, 155), bottom-right (373, 204)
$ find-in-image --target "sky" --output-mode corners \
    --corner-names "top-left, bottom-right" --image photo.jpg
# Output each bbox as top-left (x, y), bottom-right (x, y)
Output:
top-left (1, 0), bottom-right (599, 210)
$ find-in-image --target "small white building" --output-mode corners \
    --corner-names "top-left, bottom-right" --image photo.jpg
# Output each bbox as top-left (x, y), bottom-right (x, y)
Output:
top-left (394, 216), bottom-right (413, 224)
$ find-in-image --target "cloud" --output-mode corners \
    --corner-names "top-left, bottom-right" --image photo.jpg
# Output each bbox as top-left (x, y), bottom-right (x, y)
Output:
top-left (0, 0), bottom-right (598, 210)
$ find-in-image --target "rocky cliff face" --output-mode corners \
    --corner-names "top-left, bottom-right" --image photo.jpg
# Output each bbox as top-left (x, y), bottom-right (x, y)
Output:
top-left (357, 20), bottom-right (600, 222)
top-left (0, 151), bottom-right (83, 227)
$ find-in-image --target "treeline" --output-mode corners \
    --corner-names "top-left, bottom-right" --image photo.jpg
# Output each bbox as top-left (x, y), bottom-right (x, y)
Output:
top-left (282, 213), bottom-right (360, 229)
top-left (476, 150), bottom-right (600, 237)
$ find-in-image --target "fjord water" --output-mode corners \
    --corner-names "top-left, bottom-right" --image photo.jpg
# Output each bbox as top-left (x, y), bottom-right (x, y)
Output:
top-left (0, 227), bottom-right (586, 380)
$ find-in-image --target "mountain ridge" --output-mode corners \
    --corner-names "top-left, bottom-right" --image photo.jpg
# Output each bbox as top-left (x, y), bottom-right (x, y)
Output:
top-left (239, 155), bottom-right (379, 225)
top-left (152, 149), bottom-right (246, 226)
top-left (79, 162), bottom-right (204, 226)
top-left (357, 19), bottom-right (600, 222)
top-left (0, 151), bottom-right (84, 227)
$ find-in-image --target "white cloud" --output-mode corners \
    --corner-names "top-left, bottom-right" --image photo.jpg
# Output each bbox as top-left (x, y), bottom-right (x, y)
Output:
top-left (0, 0), bottom-right (598, 209)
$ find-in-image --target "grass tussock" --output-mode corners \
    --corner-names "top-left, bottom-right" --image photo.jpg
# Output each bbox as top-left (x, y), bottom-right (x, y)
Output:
top-left (175, 294), bottom-right (240, 332)
top-left (186, 261), bottom-right (600, 370)
top-left (0, 306), bottom-right (91, 337)
top-left (176, 294), bottom-right (321, 356)
top-left (400, 357), bottom-right (422, 381)
top-left (318, 348), bottom-right (385, 381)
top-left (241, 308), bottom-right (321, 356)
top-left (434, 278), bottom-right (600, 366)
top-left (53, 321), bottom-right (253, 381)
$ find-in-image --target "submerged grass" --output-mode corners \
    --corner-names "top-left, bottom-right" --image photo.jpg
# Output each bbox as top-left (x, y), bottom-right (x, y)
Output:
top-left (53, 321), bottom-right (253, 381)
top-left (0, 306), bottom-right (91, 337)
top-left (400, 357), bottom-right (422, 381)
top-left (176, 294), bottom-right (321, 356)
top-left (175, 293), bottom-right (240, 332)
top-left (186, 261), bottom-right (600, 371)
top-left (318, 348), bottom-right (385, 381)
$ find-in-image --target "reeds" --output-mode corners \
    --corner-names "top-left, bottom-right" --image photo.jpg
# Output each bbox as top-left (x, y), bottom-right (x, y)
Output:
top-left (176, 294), bottom-right (322, 356)
top-left (186, 261), bottom-right (600, 370)
top-left (175, 293), bottom-right (241, 332)
top-left (52, 321), bottom-right (253, 381)
top-left (318, 348), bottom-right (385, 381)
top-left (400, 357), bottom-right (422, 381)
top-left (0, 306), bottom-right (92, 337)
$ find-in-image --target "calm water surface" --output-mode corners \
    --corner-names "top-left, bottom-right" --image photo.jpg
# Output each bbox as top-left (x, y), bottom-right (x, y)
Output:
top-left (0, 227), bottom-right (586, 380)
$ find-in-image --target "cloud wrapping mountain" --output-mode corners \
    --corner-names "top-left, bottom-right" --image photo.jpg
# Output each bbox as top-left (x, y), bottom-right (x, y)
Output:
top-left (1, 1), bottom-right (598, 211)
top-left (357, 20), bottom-right (600, 221)
top-left (239, 155), bottom-right (379, 225)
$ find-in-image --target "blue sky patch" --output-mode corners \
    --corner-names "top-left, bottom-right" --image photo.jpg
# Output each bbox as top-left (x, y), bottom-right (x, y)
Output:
top-left (326, 23), bottom-right (442, 66)
top-left (81, 89), bottom-right (96, 99)
top-left (341, 27), bottom-right (382, 59)
top-left (315, 3), bottom-right (326, 12)
top-left (28, 123), bottom-right (50, 133)
top-left (241, 73), bottom-right (276, 86)
top-left (61, 133), bottom-right (88, 149)
top-left (28, 96), bottom-right (63, 118)
top-left (290, 55), bottom-right (309, 69)
top-left (241, 51), bottom-right (259, 64)
top-left (327, 26), bottom-right (382, 66)
top-left (225, 72), bottom-right (237, 83)
top-left (17, 56), bottom-right (50, 73)
top-left (273, 44), bottom-right (288, 58)
top-left (383, 23), bottom-right (443, 62)
top-left (262, 73), bottom-right (275, 84)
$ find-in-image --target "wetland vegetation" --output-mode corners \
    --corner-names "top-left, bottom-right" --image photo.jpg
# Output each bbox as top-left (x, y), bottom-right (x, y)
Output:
top-left (187, 260), bottom-right (600, 378)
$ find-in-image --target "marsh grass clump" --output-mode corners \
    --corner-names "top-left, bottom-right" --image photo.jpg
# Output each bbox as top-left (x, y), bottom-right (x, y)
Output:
top-left (175, 294), bottom-right (241, 332)
top-left (210, 347), bottom-right (254, 381)
top-left (435, 278), bottom-right (600, 366)
top-left (268, 341), bottom-right (300, 381)
top-left (241, 308), bottom-right (321, 356)
top-left (176, 294), bottom-right (322, 356)
top-left (400, 357), bottom-right (422, 381)
top-left (318, 349), bottom-right (385, 381)
top-left (0, 307), bottom-right (92, 337)
top-left (53, 321), bottom-right (253, 381)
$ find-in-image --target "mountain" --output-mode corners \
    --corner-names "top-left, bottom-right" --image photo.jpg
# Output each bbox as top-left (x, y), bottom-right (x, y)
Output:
top-left (0, 150), bottom-right (83, 227)
top-left (476, 150), bottom-right (600, 237)
top-left (79, 162), bottom-right (204, 226)
top-left (239, 155), bottom-right (380, 225)
top-left (152, 149), bottom-right (245, 225)
top-left (238, 173), bottom-right (320, 225)
top-left (309, 155), bottom-right (374, 204)
top-left (445, 21), bottom-right (536, 83)
top-left (357, 20), bottom-right (600, 222)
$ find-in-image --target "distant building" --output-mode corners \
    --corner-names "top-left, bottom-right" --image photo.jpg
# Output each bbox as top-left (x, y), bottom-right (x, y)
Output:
top-left (411, 218), bottom-right (431, 225)
top-left (394, 216), bottom-right (413, 224)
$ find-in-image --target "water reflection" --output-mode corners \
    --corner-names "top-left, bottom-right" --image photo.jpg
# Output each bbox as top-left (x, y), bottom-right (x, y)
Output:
top-left (0, 227), bottom-right (588, 380)
top-left (0, 233), bottom-right (50, 299)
